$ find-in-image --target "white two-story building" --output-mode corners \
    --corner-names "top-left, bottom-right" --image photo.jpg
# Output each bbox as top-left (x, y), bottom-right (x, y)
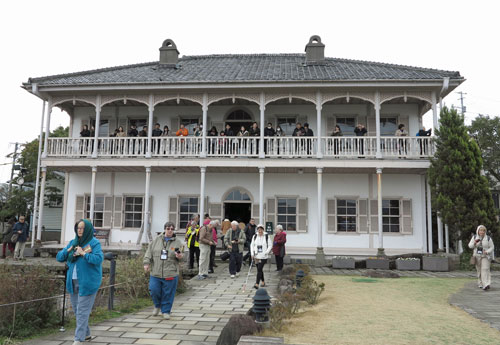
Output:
top-left (23, 36), bottom-right (463, 261)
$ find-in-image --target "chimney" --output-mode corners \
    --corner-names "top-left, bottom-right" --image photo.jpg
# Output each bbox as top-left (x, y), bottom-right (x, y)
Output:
top-left (305, 35), bottom-right (325, 64)
top-left (159, 39), bottom-right (179, 66)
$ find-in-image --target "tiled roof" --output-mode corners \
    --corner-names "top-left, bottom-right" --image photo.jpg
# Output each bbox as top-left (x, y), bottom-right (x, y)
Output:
top-left (26, 54), bottom-right (462, 87)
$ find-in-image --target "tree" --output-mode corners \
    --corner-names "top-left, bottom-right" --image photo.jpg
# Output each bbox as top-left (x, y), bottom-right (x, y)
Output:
top-left (428, 107), bottom-right (498, 245)
top-left (0, 126), bottom-right (69, 220)
top-left (468, 114), bottom-right (500, 186)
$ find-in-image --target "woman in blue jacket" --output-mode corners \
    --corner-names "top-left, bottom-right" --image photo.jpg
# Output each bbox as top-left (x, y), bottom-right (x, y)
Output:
top-left (57, 219), bottom-right (103, 345)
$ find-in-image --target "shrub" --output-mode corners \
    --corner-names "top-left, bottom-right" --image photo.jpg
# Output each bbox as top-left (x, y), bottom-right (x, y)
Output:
top-left (0, 264), bottom-right (61, 338)
top-left (115, 255), bottom-right (150, 300)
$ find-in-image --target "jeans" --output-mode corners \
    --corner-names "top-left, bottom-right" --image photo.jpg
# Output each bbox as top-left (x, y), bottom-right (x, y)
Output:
top-left (149, 275), bottom-right (179, 314)
top-left (14, 241), bottom-right (26, 259)
top-left (229, 252), bottom-right (242, 275)
top-left (198, 243), bottom-right (210, 276)
top-left (70, 280), bottom-right (97, 342)
top-left (255, 259), bottom-right (267, 285)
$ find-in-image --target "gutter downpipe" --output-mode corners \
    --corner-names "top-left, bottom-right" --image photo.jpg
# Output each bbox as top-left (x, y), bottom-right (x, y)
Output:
top-left (439, 77), bottom-right (450, 110)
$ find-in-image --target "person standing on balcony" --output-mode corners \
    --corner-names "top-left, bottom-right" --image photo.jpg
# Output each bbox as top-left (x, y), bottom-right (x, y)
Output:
top-left (128, 124), bottom-right (138, 137)
top-left (417, 126), bottom-right (432, 155)
top-left (292, 122), bottom-right (305, 155)
top-left (176, 123), bottom-right (188, 137)
top-left (143, 221), bottom-right (183, 320)
top-left (224, 221), bottom-right (246, 278)
top-left (89, 125), bottom-right (95, 137)
top-left (13, 215), bottom-right (29, 260)
top-left (395, 124), bottom-right (408, 156)
top-left (237, 125), bottom-right (249, 154)
top-left (116, 126), bottom-right (126, 137)
top-left (56, 219), bottom-right (103, 345)
top-left (331, 125), bottom-right (343, 155)
top-left (249, 122), bottom-right (260, 154)
top-left (152, 123), bottom-right (163, 154)
top-left (264, 123), bottom-right (275, 154)
top-left (80, 125), bottom-right (90, 137)
top-left (275, 125), bottom-right (284, 155)
top-left (354, 123), bottom-right (367, 156)
top-left (139, 126), bottom-right (148, 137)
top-left (303, 123), bottom-right (314, 155)
top-left (162, 125), bottom-right (170, 136)
top-left (223, 124), bottom-right (234, 154)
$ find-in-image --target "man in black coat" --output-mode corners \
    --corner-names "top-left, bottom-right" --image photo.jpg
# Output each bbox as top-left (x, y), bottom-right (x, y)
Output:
top-left (128, 125), bottom-right (138, 137)
top-left (303, 123), bottom-right (314, 155)
top-left (354, 123), bottom-right (367, 155)
top-left (264, 123), bottom-right (275, 154)
top-left (13, 215), bottom-right (29, 260)
top-left (243, 218), bottom-right (257, 264)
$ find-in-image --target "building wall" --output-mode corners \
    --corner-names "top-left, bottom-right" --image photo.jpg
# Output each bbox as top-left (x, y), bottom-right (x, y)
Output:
top-left (63, 171), bottom-right (426, 254)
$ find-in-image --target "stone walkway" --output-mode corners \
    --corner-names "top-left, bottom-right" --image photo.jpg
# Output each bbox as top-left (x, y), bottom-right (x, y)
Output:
top-left (22, 263), bottom-right (281, 345)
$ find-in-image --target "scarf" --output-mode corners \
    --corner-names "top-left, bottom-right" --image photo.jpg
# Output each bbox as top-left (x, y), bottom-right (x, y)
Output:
top-left (67, 219), bottom-right (94, 263)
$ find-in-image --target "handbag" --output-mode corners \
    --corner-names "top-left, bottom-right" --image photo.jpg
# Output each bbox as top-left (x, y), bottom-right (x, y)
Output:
top-left (220, 251), bottom-right (230, 261)
top-left (11, 233), bottom-right (19, 243)
top-left (469, 255), bottom-right (476, 265)
top-left (279, 244), bottom-right (285, 257)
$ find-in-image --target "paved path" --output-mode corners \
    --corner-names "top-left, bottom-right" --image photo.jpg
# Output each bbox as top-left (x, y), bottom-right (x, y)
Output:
top-left (22, 263), bottom-right (281, 345)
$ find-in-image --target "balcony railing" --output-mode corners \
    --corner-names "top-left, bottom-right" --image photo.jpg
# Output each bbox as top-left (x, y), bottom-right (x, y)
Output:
top-left (45, 136), bottom-right (434, 159)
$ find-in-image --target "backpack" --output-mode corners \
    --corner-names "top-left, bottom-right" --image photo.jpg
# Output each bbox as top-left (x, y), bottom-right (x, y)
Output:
top-left (253, 233), bottom-right (269, 247)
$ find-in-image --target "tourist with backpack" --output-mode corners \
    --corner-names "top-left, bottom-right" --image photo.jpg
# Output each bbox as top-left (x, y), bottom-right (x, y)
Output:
top-left (468, 225), bottom-right (495, 291)
top-left (250, 224), bottom-right (272, 289)
top-left (185, 219), bottom-right (200, 269)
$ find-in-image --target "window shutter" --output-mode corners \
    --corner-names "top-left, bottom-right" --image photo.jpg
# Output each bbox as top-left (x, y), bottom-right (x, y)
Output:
top-left (297, 197), bottom-right (308, 233)
top-left (103, 196), bottom-right (113, 228)
top-left (367, 116), bottom-right (376, 136)
top-left (209, 203), bottom-right (223, 221)
top-left (252, 204), bottom-right (259, 219)
top-left (113, 196), bottom-right (123, 229)
top-left (266, 198), bottom-right (276, 226)
top-left (168, 196), bottom-right (178, 230)
top-left (369, 199), bottom-right (378, 233)
top-left (358, 198), bottom-right (369, 233)
top-left (75, 196), bottom-right (85, 223)
top-left (171, 117), bottom-right (179, 133)
top-left (327, 199), bottom-right (336, 233)
top-left (400, 199), bottom-right (412, 234)
top-left (118, 118), bottom-right (128, 131)
top-left (326, 117), bottom-right (336, 136)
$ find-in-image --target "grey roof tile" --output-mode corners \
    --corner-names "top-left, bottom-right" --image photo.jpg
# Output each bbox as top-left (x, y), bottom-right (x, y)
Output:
top-left (25, 54), bottom-right (462, 87)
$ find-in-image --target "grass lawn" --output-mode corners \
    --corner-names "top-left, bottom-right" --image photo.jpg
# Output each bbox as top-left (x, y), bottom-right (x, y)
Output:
top-left (264, 275), bottom-right (500, 345)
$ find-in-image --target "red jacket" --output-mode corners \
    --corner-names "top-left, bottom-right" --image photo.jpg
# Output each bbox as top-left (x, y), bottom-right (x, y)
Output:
top-left (272, 231), bottom-right (287, 256)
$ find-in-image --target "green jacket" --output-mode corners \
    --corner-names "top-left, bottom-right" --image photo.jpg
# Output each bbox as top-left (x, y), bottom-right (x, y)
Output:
top-left (224, 228), bottom-right (246, 253)
top-left (143, 234), bottom-right (184, 279)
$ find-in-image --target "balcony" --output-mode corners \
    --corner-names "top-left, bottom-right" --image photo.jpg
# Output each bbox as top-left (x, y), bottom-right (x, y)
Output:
top-left (44, 136), bottom-right (434, 159)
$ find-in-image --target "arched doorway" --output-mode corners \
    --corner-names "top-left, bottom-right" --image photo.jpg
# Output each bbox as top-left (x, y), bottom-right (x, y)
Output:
top-left (225, 109), bottom-right (253, 134)
top-left (223, 187), bottom-right (253, 224)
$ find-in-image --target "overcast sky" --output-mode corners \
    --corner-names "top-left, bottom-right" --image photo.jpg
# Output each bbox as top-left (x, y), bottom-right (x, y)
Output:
top-left (1, 0), bottom-right (498, 182)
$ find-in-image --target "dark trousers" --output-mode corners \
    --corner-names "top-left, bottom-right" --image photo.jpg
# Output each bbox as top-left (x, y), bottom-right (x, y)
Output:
top-left (229, 252), bottom-right (242, 275)
top-left (209, 245), bottom-right (216, 271)
top-left (2, 242), bottom-right (15, 257)
top-left (275, 255), bottom-right (284, 271)
top-left (255, 259), bottom-right (268, 285)
top-left (243, 250), bottom-right (251, 264)
top-left (189, 247), bottom-right (200, 269)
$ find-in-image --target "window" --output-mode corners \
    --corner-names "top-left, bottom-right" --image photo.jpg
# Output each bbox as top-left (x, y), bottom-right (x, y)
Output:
top-left (129, 119), bottom-right (147, 130)
top-left (382, 199), bottom-right (400, 232)
top-left (276, 116), bottom-right (298, 136)
top-left (337, 199), bottom-right (357, 232)
top-left (227, 110), bottom-right (252, 121)
top-left (90, 119), bottom-right (110, 137)
top-left (277, 198), bottom-right (297, 231)
top-left (179, 197), bottom-right (198, 230)
top-left (335, 117), bottom-right (356, 136)
top-left (86, 196), bottom-right (104, 227)
top-left (49, 195), bottom-right (63, 208)
top-left (225, 189), bottom-right (251, 201)
top-left (124, 196), bottom-right (143, 228)
top-left (380, 117), bottom-right (398, 136)
top-left (181, 118), bottom-right (201, 135)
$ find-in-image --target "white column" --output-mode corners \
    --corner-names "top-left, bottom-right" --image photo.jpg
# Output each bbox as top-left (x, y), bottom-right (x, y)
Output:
top-left (445, 224), bottom-right (450, 254)
top-left (199, 167), bottom-right (206, 223)
top-left (426, 180), bottom-right (433, 253)
top-left (376, 168), bottom-right (384, 254)
top-left (42, 98), bottom-right (52, 158)
top-left (146, 94), bottom-right (154, 158)
top-left (316, 91), bottom-right (323, 158)
top-left (437, 215), bottom-right (444, 252)
top-left (431, 91), bottom-right (438, 132)
top-left (259, 168), bottom-right (265, 224)
top-left (317, 168), bottom-right (323, 248)
top-left (92, 95), bottom-right (102, 158)
top-left (36, 167), bottom-right (47, 242)
top-left (420, 175), bottom-right (427, 253)
top-left (259, 92), bottom-right (265, 158)
top-left (32, 100), bottom-right (46, 245)
top-left (375, 92), bottom-right (382, 159)
top-left (89, 167), bottom-right (97, 224)
top-left (201, 93), bottom-right (208, 158)
top-left (143, 167), bottom-right (152, 242)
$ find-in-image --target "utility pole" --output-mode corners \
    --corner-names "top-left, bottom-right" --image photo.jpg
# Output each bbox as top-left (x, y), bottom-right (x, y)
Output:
top-left (7, 142), bottom-right (21, 195)
top-left (457, 91), bottom-right (467, 115)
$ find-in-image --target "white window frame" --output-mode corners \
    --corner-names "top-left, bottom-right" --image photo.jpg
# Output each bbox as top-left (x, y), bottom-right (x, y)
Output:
top-left (336, 198), bottom-right (357, 232)
top-left (382, 198), bottom-right (400, 233)
top-left (123, 195), bottom-right (144, 229)
top-left (85, 194), bottom-right (105, 228)
top-left (276, 196), bottom-right (298, 232)
top-left (178, 195), bottom-right (199, 230)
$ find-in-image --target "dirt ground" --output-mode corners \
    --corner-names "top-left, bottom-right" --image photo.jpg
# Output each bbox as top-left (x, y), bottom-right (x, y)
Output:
top-left (265, 275), bottom-right (500, 345)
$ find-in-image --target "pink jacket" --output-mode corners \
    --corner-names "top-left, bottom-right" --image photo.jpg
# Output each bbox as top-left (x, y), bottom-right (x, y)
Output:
top-left (211, 227), bottom-right (218, 244)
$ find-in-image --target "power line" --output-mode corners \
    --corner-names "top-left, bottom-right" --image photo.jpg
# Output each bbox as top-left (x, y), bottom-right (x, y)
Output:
top-left (457, 91), bottom-right (467, 115)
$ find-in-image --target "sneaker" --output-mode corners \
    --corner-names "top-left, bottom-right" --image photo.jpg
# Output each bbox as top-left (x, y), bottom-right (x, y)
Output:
top-left (196, 275), bottom-right (206, 280)
top-left (236, 272), bottom-right (240, 277)
top-left (202, 274), bottom-right (209, 278)
top-left (152, 307), bottom-right (160, 316)
top-left (162, 313), bottom-right (170, 319)
top-left (208, 270), bottom-right (214, 274)
top-left (230, 274), bottom-right (235, 278)
top-left (85, 335), bottom-right (96, 341)
top-left (72, 341), bottom-right (83, 345)
top-left (478, 285), bottom-right (483, 289)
